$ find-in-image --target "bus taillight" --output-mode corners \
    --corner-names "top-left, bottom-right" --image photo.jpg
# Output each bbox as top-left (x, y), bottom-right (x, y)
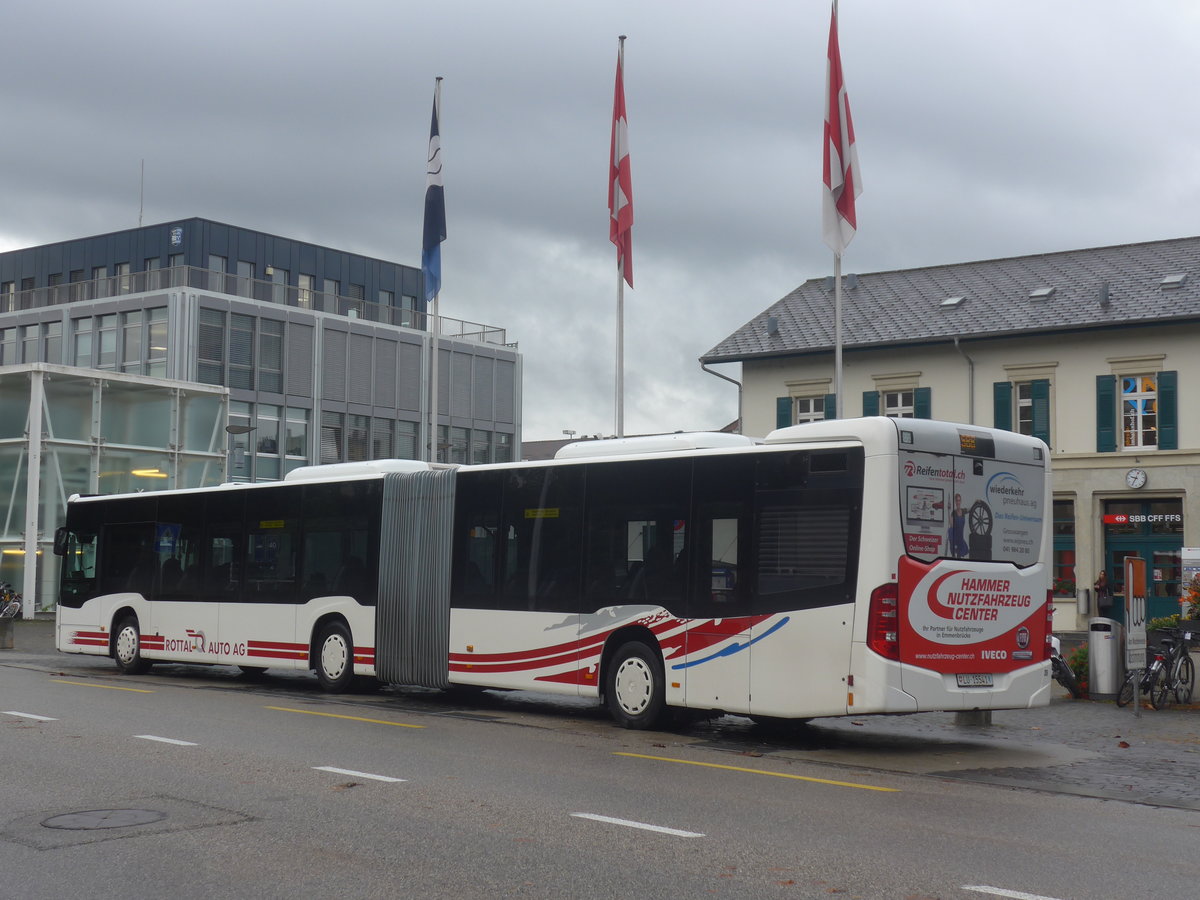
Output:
top-left (867, 583), bottom-right (900, 660)
top-left (1044, 590), bottom-right (1054, 661)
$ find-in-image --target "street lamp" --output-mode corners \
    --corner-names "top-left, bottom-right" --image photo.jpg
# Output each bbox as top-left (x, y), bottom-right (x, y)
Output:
top-left (225, 424), bottom-right (256, 476)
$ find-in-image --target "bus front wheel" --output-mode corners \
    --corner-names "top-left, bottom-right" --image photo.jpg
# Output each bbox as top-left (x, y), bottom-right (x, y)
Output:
top-left (315, 621), bottom-right (354, 692)
top-left (113, 616), bottom-right (152, 675)
top-left (606, 641), bottom-right (666, 730)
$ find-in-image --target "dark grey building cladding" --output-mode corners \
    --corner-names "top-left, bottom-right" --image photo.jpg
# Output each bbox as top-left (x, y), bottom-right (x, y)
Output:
top-left (0, 217), bottom-right (424, 310)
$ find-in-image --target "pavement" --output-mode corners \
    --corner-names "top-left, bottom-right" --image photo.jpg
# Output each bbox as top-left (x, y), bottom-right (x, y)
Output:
top-left (5, 615), bottom-right (1200, 812)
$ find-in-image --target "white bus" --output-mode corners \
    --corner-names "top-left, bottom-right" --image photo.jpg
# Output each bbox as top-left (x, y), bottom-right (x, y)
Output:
top-left (54, 417), bottom-right (1053, 728)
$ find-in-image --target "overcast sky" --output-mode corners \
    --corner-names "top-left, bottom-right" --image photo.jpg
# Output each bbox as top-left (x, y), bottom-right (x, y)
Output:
top-left (3, 1), bottom-right (1198, 440)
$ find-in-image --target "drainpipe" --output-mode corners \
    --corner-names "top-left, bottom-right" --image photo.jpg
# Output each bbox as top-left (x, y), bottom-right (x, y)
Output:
top-left (953, 336), bottom-right (975, 424)
top-left (701, 363), bottom-right (742, 433)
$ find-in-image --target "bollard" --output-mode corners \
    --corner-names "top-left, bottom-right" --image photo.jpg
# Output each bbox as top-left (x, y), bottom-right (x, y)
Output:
top-left (0, 617), bottom-right (13, 650)
top-left (955, 709), bottom-right (992, 726)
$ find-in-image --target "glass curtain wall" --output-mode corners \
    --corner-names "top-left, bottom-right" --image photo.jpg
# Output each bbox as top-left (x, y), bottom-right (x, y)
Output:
top-left (0, 368), bottom-right (227, 612)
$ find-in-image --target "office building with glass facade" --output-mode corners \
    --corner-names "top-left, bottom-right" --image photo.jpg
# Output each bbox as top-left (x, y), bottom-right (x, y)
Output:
top-left (0, 218), bottom-right (521, 613)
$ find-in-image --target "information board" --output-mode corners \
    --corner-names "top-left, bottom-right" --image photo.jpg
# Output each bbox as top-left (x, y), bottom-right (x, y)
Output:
top-left (1125, 556), bottom-right (1147, 670)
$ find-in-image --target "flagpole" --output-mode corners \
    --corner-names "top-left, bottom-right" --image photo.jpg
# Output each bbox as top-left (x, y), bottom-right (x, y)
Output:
top-left (616, 260), bottom-right (625, 438)
top-left (834, 252), bottom-right (843, 418)
top-left (429, 294), bottom-right (439, 460)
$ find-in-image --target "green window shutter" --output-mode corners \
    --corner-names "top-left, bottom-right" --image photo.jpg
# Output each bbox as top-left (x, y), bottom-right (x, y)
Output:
top-left (862, 390), bottom-right (879, 416)
top-left (1158, 370), bottom-right (1178, 450)
top-left (914, 387), bottom-right (932, 419)
top-left (823, 393), bottom-right (837, 420)
top-left (1096, 375), bottom-right (1116, 453)
top-left (992, 381), bottom-right (1013, 431)
top-left (776, 396), bottom-right (793, 429)
top-left (1031, 379), bottom-right (1051, 447)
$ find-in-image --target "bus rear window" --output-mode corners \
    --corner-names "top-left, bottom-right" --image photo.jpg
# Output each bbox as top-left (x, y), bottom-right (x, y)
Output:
top-left (899, 449), bottom-right (1044, 566)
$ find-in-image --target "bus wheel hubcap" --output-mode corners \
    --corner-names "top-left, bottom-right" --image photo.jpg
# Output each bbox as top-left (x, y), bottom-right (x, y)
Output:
top-left (116, 629), bottom-right (137, 663)
top-left (323, 636), bottom-right (347, 678)
top-left (616, 658), bottom-right (652, 715)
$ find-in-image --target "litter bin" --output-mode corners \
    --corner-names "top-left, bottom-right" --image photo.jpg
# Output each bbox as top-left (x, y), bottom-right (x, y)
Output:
top-left (1088, 617), bottom-right (1124, 699)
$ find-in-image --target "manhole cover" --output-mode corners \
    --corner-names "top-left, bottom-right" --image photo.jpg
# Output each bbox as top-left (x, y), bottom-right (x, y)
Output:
top-left (42, 809), bottom-right (166, 830)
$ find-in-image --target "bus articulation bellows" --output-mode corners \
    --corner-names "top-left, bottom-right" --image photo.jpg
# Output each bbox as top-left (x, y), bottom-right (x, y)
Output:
top-left (55, 417), bottom-right (1053, 728)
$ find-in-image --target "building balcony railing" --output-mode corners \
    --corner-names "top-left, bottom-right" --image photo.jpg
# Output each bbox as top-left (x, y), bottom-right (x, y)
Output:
top-left (0, 267), bottom-right (511, 347)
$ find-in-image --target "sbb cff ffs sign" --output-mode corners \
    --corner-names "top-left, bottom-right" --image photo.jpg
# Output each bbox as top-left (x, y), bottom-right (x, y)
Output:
top-left (1103, 513), bottom-right (1183, 525)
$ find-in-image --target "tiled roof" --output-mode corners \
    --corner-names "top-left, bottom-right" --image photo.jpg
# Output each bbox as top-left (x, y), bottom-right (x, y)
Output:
top-left (701, 236), bottom-right (1200, 363)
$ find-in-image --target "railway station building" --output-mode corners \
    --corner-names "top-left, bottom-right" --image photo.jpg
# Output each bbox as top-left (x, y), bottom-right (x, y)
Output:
top-left (704, 236), bottom-right (1200, 636)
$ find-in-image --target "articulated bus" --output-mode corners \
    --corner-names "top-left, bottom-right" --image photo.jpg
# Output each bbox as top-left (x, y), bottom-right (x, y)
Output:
top-left (55, 417), bottom-right (1053, 728)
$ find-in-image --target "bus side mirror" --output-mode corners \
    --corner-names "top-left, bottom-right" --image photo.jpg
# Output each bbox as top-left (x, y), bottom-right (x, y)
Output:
top-left (53, 527), bottom-right (68, 557)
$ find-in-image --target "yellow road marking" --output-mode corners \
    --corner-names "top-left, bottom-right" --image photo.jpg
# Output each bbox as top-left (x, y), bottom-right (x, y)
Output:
top-left (265, 706), bottom-right (424, 729)
top-left (52, 679), bottom-right (155, 694)
top-left (615, 752), bottom-right (899, 792)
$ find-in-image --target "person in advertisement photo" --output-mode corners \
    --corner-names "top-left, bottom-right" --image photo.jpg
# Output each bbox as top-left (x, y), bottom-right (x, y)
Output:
top-left (948, 493), bottom-right (969, 559)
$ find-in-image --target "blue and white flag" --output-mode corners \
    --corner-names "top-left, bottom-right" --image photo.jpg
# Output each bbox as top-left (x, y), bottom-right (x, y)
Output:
top-left (422, 78), bottom-right (446, 304)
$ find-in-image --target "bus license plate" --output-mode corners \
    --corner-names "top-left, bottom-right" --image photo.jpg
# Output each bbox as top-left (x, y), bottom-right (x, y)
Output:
top-left (956, 673), bottom-right (993, 688)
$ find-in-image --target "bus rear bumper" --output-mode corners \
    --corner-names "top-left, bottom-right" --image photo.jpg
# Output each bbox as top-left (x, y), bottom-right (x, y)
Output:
top-left (901, 659), bottom-right (1053, 711)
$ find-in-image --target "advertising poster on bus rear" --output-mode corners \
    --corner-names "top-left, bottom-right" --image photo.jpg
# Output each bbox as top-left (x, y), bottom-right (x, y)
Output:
top-left (896, 432), bottom-right (1047, 673)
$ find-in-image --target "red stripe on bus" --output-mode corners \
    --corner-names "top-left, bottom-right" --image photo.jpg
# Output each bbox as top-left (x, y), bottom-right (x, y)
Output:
top-left (353, 647), bottom-right (375, 665)
top-left (447, 615), bottom-right (772, 675)
top-left (246, 648), bottom-right (309, 660)
top-left (244, 643), bottom-right (307, 657)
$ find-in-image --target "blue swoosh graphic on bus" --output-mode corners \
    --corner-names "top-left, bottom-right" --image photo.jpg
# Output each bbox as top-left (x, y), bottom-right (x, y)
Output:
top-left (670, 617), bottom-right (790, 670)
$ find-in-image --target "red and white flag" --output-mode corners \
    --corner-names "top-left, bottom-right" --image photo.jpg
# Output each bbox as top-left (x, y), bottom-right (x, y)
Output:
top-left (609, 37), bottom-right (634, 288)
top-left (822, 1), bottom-right (861, 255)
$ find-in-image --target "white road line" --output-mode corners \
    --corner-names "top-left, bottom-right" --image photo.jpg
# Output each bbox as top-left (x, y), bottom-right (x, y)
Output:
top-left (134, 734), bottom-right (198, 746)
top-left (313, 766), bottom-right (406, 783)
top-left (963, 886), bottom-right (1064, 900)
top-left (3, 711), bottom-right (57, 721)
top-left (571, 813), bottom-right (705, 838)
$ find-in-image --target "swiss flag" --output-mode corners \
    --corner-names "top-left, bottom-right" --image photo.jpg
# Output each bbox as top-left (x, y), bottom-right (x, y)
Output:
top-left (609, 38), bottom-right (634, 288)
top-left (822, 1), bottom-right (861, 255)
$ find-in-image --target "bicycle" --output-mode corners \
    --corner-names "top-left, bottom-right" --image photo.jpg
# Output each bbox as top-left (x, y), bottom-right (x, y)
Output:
top-left (0, 582), bottom-right (20, 620)
top-left (1116, 627), bottom-right (1195, 708)
top-left (1165, 628), bottom-right (1196, 705)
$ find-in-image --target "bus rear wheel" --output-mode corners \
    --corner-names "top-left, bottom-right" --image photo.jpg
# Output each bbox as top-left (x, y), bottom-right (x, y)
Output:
top-left (113, 616), bottom-right (152, 675)
top-left (606, 641), bottom-right (666, 730)
top-left (315, 621), bottom-right (354, 692)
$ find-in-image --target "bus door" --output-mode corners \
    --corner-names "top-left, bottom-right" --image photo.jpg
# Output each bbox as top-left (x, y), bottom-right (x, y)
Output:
top-left (682, 508), bottom-right (751, 712)
top-left (150, 495), bottom-right (219, 662)
top-left (228, 488), bottom-right (302, 662)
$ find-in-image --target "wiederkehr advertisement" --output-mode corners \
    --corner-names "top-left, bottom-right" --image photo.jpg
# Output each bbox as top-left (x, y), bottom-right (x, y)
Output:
top-left (896, 442), bottom-right (1047, 673)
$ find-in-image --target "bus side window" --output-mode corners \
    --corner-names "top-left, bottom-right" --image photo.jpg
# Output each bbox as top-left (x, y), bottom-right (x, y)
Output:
top-left (151, 502), bottom-right (203, 602)
top-left (97, 524), bottom-right (157, 597)
top-left (709, 517), bottom-right (739, 604)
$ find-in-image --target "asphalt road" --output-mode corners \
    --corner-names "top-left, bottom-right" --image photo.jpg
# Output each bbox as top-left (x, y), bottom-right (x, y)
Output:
top-left (3, 618), bottom-right (1199, 899)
